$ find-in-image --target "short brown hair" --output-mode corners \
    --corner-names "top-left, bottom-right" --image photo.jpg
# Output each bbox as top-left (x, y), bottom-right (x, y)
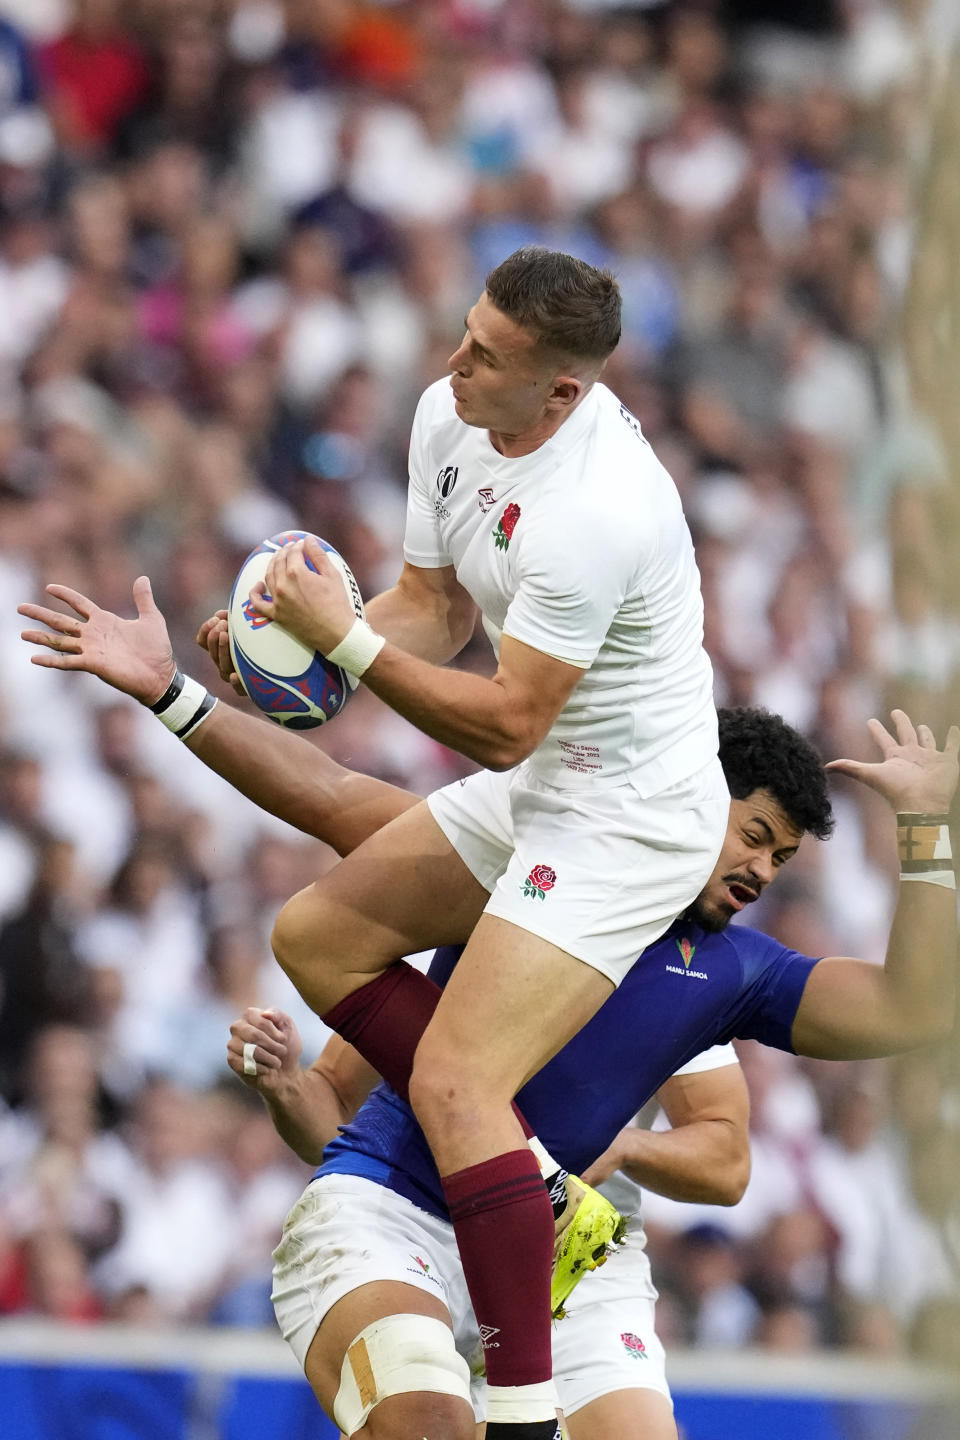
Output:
top-left (485, 247), bottom-right (621, 362)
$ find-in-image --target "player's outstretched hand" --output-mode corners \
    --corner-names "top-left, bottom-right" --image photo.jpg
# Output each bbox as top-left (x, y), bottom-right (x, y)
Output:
top-left (195, 609), bottom-right (246, 696)
top-left (227, 1007), bottom-right (303, 1094)
top-left (249, 536), bottom-right (355, 655)
top-left (826, 710), bottom-right (960, 815)
top-left (19, 578), bottom-right (177, 706)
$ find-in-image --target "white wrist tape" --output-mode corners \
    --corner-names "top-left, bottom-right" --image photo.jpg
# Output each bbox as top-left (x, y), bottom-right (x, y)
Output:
top-left (149, 670), bottom-right (218, 739)
top-left (333, 1313), bottom-right (471, 1437)
top-left (896, 813), bottom-right (954, 888)
top-left (325, 618), bottom-right (385, 679)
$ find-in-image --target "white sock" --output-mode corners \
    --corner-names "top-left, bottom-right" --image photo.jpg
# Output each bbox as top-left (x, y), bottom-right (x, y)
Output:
top-left (486, 1380), bottom-right (559, 1426)
top-left (528, 1137), bottom-right (570, 1219)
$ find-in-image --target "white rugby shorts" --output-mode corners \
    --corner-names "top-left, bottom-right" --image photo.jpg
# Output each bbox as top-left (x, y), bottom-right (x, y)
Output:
top-left (427, 756), bottom-right (728, 984)
top-left (271, 1174), bottom-right (670, 1419)
top-left (551, 1223), bottom-right (671, 1415)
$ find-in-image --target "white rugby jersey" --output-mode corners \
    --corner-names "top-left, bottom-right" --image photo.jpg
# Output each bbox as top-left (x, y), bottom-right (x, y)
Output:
top-left (403, 378), bottom-right (717, 795)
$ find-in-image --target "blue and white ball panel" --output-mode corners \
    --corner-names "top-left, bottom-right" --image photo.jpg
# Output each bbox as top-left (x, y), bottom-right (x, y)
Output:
top-left (228, 530), bottom-right (365, 729)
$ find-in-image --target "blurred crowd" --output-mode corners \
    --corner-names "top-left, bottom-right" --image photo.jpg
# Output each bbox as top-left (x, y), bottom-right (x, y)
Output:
top-left (0, 0), bottom-right (958, 1367)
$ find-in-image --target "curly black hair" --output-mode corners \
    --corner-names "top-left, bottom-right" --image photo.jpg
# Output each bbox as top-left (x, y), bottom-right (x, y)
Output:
top-left (718, 707), bottom-right (834, 840)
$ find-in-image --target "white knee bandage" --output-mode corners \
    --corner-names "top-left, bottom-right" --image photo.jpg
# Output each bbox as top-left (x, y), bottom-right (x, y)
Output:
top-left (333, 1313), bottom-right (472, 1437)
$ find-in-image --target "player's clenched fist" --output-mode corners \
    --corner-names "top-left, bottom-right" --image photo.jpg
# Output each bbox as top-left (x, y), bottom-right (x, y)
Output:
top-left (227, 1007), bottom-right (303, 1093)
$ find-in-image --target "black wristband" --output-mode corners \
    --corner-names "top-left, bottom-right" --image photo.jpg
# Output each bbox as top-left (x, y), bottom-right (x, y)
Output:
top-left (149, 669), bottom-right (218, 739)
top-left (148, 669), bottom-right (185, 713)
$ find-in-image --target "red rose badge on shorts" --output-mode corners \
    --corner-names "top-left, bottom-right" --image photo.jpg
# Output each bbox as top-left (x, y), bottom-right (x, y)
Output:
top-left (493, 501), bottom-right (521, 550)
top-left (523, 863), bottom-right (556, 900)
top-left (621, 1332), bottom-right (647, 1360)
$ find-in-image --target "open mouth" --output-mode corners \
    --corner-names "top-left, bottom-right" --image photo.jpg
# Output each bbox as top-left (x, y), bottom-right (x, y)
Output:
top-left (727, 881), bottom-right (758, 910)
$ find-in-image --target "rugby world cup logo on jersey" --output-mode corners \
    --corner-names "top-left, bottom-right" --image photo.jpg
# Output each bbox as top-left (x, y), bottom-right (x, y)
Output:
top-left (434, 465), bottom-right (458, 520)
top-left (493, 502), bottom-right (521, 550)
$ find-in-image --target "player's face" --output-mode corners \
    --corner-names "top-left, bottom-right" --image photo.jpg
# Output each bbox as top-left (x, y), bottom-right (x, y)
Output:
top-left (447, 293), bottom-right (570, 441)
top-left (689, 789), bottom-right (803, 933)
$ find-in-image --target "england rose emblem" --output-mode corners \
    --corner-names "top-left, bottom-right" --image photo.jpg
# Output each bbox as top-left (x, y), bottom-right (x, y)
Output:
top-left (523, 863), bottom-right (556, 900)
top-left (621, 1332), bottom-right (647, 1359)
top-left (493, 502), bottom-right (521, 551)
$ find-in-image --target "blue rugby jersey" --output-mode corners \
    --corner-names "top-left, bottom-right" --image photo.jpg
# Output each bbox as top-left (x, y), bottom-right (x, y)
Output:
top-left (317, 920), bottom-right (819, 1220)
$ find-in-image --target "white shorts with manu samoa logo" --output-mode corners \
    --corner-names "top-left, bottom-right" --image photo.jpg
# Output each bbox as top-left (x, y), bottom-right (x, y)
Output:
top-left (427, 757), bottom-right (728, 985)
top-left (271, 1173), bottom-right (670, 1421)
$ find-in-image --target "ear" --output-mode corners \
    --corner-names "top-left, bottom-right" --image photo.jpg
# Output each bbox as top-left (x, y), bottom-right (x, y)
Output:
top-left (545, 374), bottom-right (583, 412)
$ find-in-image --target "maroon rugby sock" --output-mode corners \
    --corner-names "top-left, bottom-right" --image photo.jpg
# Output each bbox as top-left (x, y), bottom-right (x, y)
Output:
top-left (321, 962), bottom-right (536, 1140)
top-left (320, 961), bottom-right (438, 1102)
top-left (442, 1149), bottom-right (555, 1399)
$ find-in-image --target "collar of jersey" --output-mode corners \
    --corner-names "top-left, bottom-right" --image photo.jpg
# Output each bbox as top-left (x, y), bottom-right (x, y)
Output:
top-left (478, 382), bottom-right (601, 476)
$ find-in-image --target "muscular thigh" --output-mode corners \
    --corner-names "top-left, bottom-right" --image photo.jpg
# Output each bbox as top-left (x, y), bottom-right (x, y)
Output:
top-left (418, 914), bottom-right (615, 1096)
top-left (275, 1177), bottom-right (483, 1432)
top-left (306, 1280), bottom-right (453, 1414)
top-left (566, 1390), bottom-right (677, 1440)
top-left (409, 915), bottom-right (614, 1171)
top-left (286, 801), bottom-right (490, 975)
top-left (314, 1283), bottom-right (477, 1440)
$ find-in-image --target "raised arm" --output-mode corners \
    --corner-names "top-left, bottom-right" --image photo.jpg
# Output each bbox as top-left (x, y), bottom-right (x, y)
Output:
top-left (791, 711), bottom-right (959, 1059)
top-left (185, 703), bottom-right (414, 855)
top-left (581, 1063), bottom-right (750, 1207)
top-left (18, 578), bottom-right (417, 855)
top-left (226, 1008), bottom-right (379, 1165)
top-left (251, 538), bottom-right (584, 771)
top-left (196, 560), bottom-right (478, 691)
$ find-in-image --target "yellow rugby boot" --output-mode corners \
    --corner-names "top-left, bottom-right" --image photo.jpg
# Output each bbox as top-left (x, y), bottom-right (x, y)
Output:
top-left (550, 1174), bottom-right (627, 1320)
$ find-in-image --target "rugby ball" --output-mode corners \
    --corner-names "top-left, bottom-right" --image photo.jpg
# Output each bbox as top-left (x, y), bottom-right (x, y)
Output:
top-left (227, 530), bottom-right (365, 728)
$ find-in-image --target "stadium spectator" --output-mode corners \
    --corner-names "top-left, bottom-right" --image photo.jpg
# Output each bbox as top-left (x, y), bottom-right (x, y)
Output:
top-left (36, 0), bottom-right (150, 154)
top-left (94, 1079), bottom-right (237, 1321)
top-left (0, 833), bottom-right (94, 1095)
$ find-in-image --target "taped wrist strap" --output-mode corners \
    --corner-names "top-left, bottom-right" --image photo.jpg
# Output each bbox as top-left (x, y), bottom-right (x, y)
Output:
top-left (325, 618), bottom-right (385, 679)
top-left (149, 669), bottom-right (218, 739)
top-left (897, 812), bottom-right (954, 888)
